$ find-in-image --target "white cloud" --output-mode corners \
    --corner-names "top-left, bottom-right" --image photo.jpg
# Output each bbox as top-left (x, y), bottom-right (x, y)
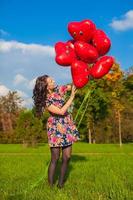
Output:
top-left (0, 84), bottom-right (10, 96)
top-left (13, 74), bottom-right (37, 90)
top-left (21, 98), bottom-right (33, 107)
top-left (16, 90), bottom-right (33, 108)
top-left (110, 10), bottom-right (133, 31)
top-left (16, 90), bottom-right (28, 98)
top-left (0, 29), bottom-right (9, 37)
top-left (13, 74), bottom-right (28, 85)
top-left (28, 77), bottom-right (37, 89)
top-left (0, 40), bottom-right (54, 56)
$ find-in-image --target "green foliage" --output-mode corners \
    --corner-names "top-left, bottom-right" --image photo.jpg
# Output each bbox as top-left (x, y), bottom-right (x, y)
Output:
top-left (123, 73), bottom-right (133, 102)
top-left (73, 63), bottom-right (133, 143)
top-left (15, 110), bottom-right (46, 145)
top-left (0, 91), bottom-right (23, 113)
top-left (87, 80), bottom-right (109, 121)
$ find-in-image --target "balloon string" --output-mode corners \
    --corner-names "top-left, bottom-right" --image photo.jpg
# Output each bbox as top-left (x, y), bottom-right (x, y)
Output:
top-left (6, 161), bottom-right (50, 198)
top-left (77, 93), bottom-right (90, 129)
top-left (74, 89), bottom-right (91, 122)
top-left (23, 160), bottom-right (50, 196)
top-left (28, 160), bottom-right (50, 191)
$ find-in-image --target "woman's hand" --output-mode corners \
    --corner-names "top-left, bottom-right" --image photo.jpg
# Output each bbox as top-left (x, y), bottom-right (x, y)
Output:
top-left (70, 84), bottom-right (77, 98)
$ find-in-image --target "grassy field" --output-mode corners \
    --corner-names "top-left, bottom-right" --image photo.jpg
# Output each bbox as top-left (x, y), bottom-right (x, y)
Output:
top-left (0, 142), bottom-right (133, 200)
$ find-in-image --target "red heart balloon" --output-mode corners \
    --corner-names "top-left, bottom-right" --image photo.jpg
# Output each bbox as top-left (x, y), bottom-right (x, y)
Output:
top-left (71, 60), bottom-right (90, 88)
top-left (66, 40), bottom-right (75, 49)
top-left (92, 29), bottom-right (111, 56)
top-left (74, 41), bottom-right (99, 63)
top-left (92, 29), bottom-right (106, 37)
top-left (90, 56), bottom-right (114, 79)
top-left (55, 41), bottom-right (76, 66)
top-left (68, 19), bottom-right (96, 42)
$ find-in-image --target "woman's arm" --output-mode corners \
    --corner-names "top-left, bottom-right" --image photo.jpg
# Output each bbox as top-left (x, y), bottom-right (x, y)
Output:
top-left (46, 84), bottom-right (76, 115)
top-left (46, 96), bottom-right (74, 115)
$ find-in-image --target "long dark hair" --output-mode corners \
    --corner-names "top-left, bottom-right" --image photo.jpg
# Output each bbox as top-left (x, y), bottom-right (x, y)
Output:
top-left (32, 75), bottom-right (49, 118)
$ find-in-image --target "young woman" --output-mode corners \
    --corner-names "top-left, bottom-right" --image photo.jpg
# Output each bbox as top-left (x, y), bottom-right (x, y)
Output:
top-left (33, 75), bottom-right (80, 188)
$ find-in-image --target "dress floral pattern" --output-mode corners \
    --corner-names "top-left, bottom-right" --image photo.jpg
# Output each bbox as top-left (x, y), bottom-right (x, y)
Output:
top-left (45, 85), bottom-right (80, 147)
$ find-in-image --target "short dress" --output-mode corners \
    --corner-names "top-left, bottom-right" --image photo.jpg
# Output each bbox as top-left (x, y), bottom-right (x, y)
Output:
top-left (45, 85), bottom-right (80, 147)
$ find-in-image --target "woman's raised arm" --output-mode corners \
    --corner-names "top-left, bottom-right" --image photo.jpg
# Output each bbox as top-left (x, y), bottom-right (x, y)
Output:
top-left (46, 85), bottom-right (77, 115)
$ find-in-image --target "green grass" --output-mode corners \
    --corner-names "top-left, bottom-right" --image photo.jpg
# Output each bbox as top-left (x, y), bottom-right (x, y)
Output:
top-left (0, 142), bottom-right (132, 153)
top-left (0, 142), bottom-right (133, 200)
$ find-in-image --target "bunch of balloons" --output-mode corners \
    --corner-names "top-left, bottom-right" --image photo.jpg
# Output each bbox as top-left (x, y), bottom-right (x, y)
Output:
top-left (55, 19), bottom-right (114, 88)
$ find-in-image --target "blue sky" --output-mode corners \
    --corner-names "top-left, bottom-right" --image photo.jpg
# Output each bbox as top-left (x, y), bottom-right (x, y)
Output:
top-left (0, 0), bottom-right (133, 107)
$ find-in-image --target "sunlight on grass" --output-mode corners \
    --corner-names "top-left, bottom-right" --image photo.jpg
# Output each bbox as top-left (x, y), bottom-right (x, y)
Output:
top-left (0, 142), bottom-right (133, 200)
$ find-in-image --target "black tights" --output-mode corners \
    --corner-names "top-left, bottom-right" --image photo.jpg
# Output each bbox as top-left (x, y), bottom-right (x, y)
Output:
top-left (48, 144), bottom-right (72, 187)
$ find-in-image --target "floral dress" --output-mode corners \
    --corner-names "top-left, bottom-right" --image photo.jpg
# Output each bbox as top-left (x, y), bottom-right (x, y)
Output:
top-left (45, 85), bottom-right (80, 147)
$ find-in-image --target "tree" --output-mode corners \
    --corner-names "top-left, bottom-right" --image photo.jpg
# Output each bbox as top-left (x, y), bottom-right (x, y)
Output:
top-left (121, 68), bottom-right (133, 142)
top-left (74, 79), bottom-right (109, 143)
top-left (105, 62), bottom-right (124, 146)
top-left (0, 91), bottom-right (23, 132)
top-left (15, 110), bottom-right (45, 146)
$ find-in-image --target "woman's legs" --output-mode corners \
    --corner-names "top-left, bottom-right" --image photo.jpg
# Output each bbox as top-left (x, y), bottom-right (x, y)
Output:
top-left (48, 147), bottom-right (60, 186)
top-left (58, 144), bottom-right (72, 187)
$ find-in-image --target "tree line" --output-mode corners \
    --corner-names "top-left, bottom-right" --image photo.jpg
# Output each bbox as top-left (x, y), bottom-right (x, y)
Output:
top-left (0, 63), bottom-right (132, 146)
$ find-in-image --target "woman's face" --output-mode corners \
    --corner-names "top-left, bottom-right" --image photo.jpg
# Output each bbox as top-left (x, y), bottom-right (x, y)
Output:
top-left (46, 77), bottom-right (56, 92)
